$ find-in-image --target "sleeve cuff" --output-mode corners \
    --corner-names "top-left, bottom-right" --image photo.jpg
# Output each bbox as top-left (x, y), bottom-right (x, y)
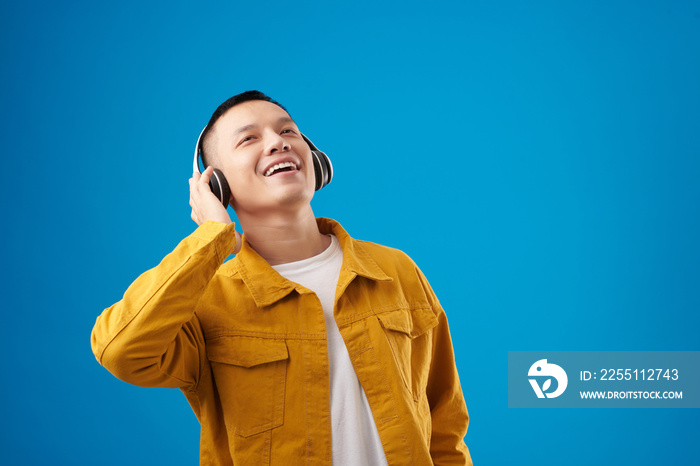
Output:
top-left (191, 221), bottom-right (238, 262)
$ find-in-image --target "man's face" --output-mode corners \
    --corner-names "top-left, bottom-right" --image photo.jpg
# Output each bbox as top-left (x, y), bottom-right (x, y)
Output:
top-left (208, 100), bottom-right (316, 216)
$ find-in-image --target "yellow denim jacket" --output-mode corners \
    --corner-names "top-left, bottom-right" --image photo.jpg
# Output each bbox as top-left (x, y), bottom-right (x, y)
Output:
top-left (91, 218), bottom-right (472, 465)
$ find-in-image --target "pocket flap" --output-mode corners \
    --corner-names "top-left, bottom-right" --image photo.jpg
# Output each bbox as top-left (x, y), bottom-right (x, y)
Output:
top-left (206, 336), bottom-right (289, 368)
top-left (378, 308), bottom-right (439, 338)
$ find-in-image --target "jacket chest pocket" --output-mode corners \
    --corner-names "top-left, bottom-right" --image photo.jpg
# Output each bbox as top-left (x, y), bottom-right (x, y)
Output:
top-left (206, 336), bottom-right (288, 437)
top-left (377, 307), bottom-right (438, 398)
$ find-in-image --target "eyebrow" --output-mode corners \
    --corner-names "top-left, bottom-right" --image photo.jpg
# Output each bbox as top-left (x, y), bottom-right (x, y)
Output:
top-left (232, 117), bottom-right (296, 138)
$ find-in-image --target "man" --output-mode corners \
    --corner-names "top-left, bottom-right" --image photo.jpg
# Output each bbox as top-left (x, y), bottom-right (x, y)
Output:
top-left (91, 91), bottom-right (472, 465)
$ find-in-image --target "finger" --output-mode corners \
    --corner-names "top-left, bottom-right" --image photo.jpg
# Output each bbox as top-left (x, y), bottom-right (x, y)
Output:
top-left (199, 166), bottom-right (214, 185)
top-left (189, 178), bottom-right (200, 200)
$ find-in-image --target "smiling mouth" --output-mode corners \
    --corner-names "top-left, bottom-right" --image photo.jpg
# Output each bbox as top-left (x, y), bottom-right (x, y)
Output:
top-left (264, 161), bottom-right (299, 177)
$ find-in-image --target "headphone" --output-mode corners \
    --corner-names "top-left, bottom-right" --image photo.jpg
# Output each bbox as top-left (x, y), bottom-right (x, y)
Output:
top-left (193, 127), bottom-right (333, 208)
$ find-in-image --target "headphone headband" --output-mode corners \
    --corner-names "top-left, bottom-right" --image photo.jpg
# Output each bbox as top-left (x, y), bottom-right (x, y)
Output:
top-left (193, 126), bottom-right (207, 173)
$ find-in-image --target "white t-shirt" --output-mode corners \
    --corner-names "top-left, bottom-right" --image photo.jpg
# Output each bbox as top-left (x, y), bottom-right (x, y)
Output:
top-left (272, 235), bottom-right (388, 466)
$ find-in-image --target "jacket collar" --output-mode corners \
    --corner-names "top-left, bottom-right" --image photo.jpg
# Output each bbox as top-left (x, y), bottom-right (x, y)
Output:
top-left (233, 218), bottom-right (392, 308)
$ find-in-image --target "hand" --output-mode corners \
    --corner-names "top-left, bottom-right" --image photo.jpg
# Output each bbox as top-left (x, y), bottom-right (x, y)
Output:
top-left (189, 166), bottom-right (232, 226)
top-left (189, 167), bottom-right (242, 254)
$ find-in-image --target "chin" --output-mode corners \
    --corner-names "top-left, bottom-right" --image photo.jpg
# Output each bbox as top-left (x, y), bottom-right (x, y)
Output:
top-left (274, 189), bottom-right (313, 207)
top-left (237, 189), bottom-right (313, 214)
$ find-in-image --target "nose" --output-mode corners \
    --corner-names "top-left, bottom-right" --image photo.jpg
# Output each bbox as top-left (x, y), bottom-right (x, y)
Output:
top-left (264, 130), bottom-right (290, 155)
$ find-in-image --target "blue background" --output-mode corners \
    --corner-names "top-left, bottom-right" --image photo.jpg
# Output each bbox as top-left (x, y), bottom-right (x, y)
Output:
top-left (1, 1), bottom-right (698, 464)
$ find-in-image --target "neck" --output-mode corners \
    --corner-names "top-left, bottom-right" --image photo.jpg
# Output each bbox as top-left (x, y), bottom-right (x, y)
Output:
top-left (238, 206), bottom-right (331, 265)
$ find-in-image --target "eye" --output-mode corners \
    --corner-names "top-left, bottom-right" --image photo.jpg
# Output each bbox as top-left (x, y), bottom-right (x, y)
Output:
top-left (236, 135), bottom-right (255, 147)
top-left (281, 129), bottom-right (296, 135)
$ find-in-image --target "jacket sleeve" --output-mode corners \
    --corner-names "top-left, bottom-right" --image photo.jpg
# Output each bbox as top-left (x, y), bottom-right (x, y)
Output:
top-left (91, 221), bottom-right (238, 390)
top-left (417, 269), bottom-right (473, 466)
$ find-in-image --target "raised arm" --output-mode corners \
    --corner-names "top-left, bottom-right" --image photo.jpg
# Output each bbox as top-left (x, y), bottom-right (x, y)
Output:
top-left (91, 168), bottom-right (240, 389)
top-left (91, 221), bottom-right (238, 388)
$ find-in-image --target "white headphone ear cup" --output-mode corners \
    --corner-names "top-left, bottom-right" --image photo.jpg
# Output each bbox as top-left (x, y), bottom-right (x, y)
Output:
top-left (311, 150), bottom-right (333, 191)
top-left (209, 168), bottom-right (232, 208)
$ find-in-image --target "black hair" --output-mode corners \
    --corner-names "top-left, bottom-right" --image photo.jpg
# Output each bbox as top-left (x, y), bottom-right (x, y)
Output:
top-left (199, 90), bottom-right (290, 167)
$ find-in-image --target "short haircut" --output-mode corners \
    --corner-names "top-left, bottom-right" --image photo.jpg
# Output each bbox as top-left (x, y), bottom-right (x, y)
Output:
top-left (199, 90), bottom-right (290, 167)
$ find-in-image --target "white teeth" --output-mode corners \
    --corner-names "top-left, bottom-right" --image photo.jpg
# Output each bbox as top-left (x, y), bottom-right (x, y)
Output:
top-left (264, 161), bottom-right (298, 177)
